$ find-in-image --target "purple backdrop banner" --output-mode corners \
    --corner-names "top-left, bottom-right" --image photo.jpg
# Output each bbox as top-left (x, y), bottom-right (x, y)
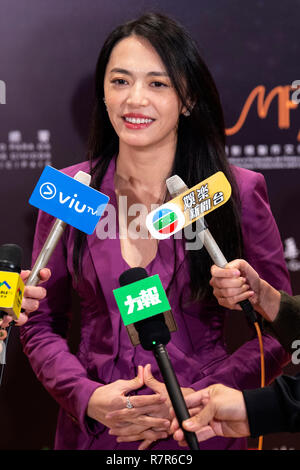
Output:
top-left (0, 0), bottom-right (299, 451)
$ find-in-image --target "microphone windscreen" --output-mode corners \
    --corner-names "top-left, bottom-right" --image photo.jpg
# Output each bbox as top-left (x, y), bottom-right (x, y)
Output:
top-left (119, 267), bottom-right (148, 286)
top-left (0, 244), bottom-right (22, 273)
top-left (118, 267), bottom-right (171, 350)
top-left (137, 318), bottom-right (171, 350)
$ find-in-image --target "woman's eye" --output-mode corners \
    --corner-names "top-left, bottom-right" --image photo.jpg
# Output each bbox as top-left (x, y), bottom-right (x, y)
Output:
top-left (150, 81), bottom-right (168, 88)
top-left (111, 78), bottom-right (128, 85)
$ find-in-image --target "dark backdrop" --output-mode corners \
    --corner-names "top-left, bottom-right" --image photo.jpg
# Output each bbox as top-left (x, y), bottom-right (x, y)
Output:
top-left (0, 0), bottom-right (299, 451)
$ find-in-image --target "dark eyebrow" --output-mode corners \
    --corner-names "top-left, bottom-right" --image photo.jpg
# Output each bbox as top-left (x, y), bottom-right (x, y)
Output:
top-left (109, 68), bottom-right (169, 77)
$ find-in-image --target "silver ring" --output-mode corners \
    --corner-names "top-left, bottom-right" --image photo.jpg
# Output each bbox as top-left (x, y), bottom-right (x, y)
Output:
top-left (126, 396), bottom-right (134, 409)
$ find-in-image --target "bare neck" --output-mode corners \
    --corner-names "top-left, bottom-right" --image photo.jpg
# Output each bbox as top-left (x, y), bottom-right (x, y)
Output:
top-left (115, 143), bottom-right (175, 200)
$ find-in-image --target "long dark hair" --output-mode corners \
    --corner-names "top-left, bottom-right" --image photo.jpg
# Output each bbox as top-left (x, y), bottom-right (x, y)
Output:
top-left (73, 12), bottom-right (243, 301)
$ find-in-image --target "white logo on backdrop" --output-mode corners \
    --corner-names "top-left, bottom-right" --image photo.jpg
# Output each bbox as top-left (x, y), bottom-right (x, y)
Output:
top-left (8, 131), bottom-right (21, 143)
top-left (0, 80), bottom-right (6, 104)
top-left (273, 445), bottom-right (295, 450)
top-left (284, 237), bottom-right (300, 271)
top-left (227, 143), bottom-right (300, 169)
top-left (0, 130), bottom-right (52, 170)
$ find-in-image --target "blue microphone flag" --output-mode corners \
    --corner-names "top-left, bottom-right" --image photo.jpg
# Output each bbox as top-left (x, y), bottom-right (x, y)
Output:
top-left (29, 166), bottom-right (109, 234)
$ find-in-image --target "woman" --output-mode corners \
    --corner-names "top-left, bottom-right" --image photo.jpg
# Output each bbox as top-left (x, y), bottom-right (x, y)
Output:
top-left (20, 13), bottom-right (291, 450)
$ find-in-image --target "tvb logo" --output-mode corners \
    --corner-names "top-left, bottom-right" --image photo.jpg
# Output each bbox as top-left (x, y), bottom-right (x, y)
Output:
top-left (0, 80), bottom-right (6, 104)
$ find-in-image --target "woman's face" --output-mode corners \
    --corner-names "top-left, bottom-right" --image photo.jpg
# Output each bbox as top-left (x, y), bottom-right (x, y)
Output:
top-left (103, 35), bottom-right (185, 152)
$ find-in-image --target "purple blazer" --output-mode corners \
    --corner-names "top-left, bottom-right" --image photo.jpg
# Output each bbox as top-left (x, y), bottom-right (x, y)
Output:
top-left (20, 158), bottom-right (291, 450)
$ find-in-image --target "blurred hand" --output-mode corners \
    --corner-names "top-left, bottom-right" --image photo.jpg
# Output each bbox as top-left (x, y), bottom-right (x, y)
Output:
top-left (0, 268), bottom-right (51, 328)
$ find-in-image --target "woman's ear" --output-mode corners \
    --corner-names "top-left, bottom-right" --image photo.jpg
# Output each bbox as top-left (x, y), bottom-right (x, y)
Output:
top-left (181, 100), bottom-right (195, 117)
top-left (182, 108), bottom-right (191, 117)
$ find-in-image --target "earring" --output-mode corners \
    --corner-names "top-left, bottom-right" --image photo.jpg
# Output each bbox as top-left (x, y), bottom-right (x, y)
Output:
top-left (183, 109), bottom-right (191, 117)
top-left (103, 97), bottom-right (107, 109)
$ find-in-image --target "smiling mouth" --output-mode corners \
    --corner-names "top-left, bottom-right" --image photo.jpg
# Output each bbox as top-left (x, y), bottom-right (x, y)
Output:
top-left (123, 116), bottom-right (155, 125)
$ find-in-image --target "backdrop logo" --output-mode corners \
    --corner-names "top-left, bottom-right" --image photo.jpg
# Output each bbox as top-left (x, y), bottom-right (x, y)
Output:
top-left (226, 84), bottom-right (300, 141)
top-left (0, 130), bottom-right (52, 170)
top-left (0, 80), bottom-right (6, 104)
top-left (284, 237), bottom-right (300, 271)
top-left (291, 80), bottom-right (300, 104)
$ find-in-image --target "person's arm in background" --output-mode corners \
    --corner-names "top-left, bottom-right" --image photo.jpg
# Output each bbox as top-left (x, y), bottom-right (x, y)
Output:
top-left (171, 260), bottom-right (300, 445)
top-left (171, 373), bottom-right (300, 445)
top-left (188, 170), bottom-right (291, 393)
top-left (210, 259), bottom-right (300, 355)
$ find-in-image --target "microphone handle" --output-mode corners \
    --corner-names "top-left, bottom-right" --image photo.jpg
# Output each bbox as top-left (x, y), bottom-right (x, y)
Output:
top-left (200, 227), bottom-right (257, 323)
top-left (26, 218), bottom-right (67, 286)
top-left (153, 343), bottom-right (200, 450)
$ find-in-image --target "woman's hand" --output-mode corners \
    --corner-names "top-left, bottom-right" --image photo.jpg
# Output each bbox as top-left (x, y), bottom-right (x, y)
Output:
top-left (107, 364), bottom-right (194, 450)
top-left (87, 365), bottom-right (169, 447)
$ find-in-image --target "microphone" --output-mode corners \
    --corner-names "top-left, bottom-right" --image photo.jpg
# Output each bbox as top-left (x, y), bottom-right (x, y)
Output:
top-left (146, 171), bottom-right (231, 240)
top-left (26, 170), bottom-right (91, 286)
top-left (0, 244), bottom-right (24, 321)
top-left (116, 267), bottom-right (200, 451)
top-left (166, 175), bottom-right (257, 323)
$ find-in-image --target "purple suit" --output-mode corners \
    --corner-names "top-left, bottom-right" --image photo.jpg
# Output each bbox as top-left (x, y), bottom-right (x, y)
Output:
top-left (20, 158), bottom-right (291, 450)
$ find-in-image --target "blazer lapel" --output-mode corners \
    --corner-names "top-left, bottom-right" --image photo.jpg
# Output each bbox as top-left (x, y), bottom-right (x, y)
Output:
top-left (86, 156), bottom-right (187, 320)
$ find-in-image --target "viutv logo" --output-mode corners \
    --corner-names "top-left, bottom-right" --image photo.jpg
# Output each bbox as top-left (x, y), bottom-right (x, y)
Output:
top-left (40, 182), bottom-right (56, 199)
top-left (29, 166), bottom-right (109, 234)
top-left (146, 203), bottom-right (185, 240)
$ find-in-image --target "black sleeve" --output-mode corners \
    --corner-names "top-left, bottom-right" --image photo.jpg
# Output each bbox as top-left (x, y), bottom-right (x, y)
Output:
top-left (263, 292), bottom-right (300, 354)
top-left (242, 373), bottom-right (300, 437)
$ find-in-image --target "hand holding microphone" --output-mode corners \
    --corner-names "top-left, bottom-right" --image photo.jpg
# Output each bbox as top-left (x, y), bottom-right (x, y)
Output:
top-left (170, 383), bottom-right (250, 445)
top-left (209, 259), bottom-right (281, 323)
top-left (163, 174), bottom-right (258, 324)
top-left (0, 242), bottom-right (51, 334)
top-left (0, 244), bottom-right (51, 368)
top-left (0, 267), bottom-right (51, 329)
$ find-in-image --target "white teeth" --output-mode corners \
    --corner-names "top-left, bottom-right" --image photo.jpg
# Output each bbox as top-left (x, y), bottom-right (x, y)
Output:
top-left (124, 117), bottom-right (153, 124)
